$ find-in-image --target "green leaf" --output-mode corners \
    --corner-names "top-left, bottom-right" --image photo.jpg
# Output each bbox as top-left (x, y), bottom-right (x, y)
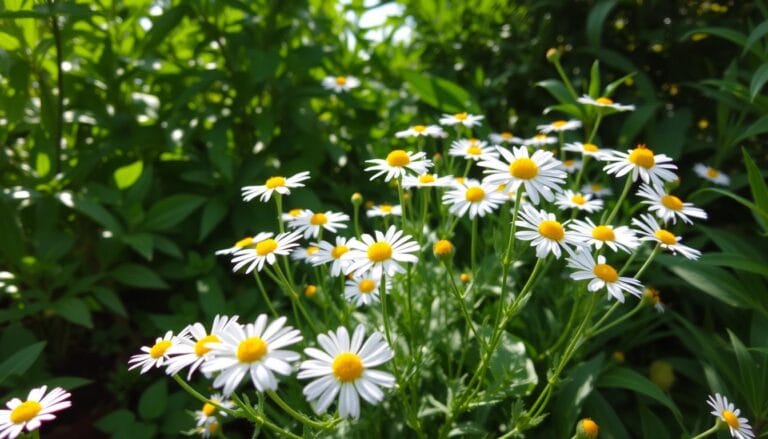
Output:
top-left (138, 380), bottom-right (167, 420)
top-left (0, 199), bottom-right (24, 264)
top-left (198, 199), bottom-right (227, 242)
top-left (660, 255), bottom-right (757, 310)
top-left (0, 31), bottom-right (20, 50)
top-left (749, 64), bottom-right (768, 101)
top-left (54, 297), bottom-right (93, 328)
top-left (583, 391), bottom-right (630, 439)
top-left (0, 341), bottom-right (46, 385)
top-left (92, 286), bottom-right (127, 317)
top-left (742, 20), bottom-right (768, 56)
top-left (121, 233), bottom-right (154, 261)
top-left (588, 60), bottom-right (601, 97)
top-left (35, 152), bottom-right (50, 178)
top-left (114, 160), bottom-right (144, 190)
top-left (111, 263), bottom-right (168, 289)
top-left (598, 367), bottom-right (683, 419)
top-left (648, 108), bottom-right (691, 159)
top-left (142, 194), bottom-right (206, 232)
top-left (536, 79), bottom-right (577, 105)
top-left (681, 27), bottom-right (747, 48)
top-left (728, 330), bottom-right (757, 407)
top-left (604, 71), bottom-right (637, 96)
top-left (553, 354), bottom-right (604, 438)
top-left (486, 330), bottom-right (538, 395)
top-left (586, 0), bottom-right (617, 47)
top-left (695, 188), bottom-right (768, 224)
top-left (618, 103), bottom-right (660, 146)
top-left (43, 376), bottom-right (92, 390)
top-left (142, 6), bottom-right (186, 53)
top-left (69, 195), bottom-right (124, 233)
top-left (402, 70), bottom-right (481, 114)
top-left (700, 253), bottom-right (768, 276)
top-left (743, 148), bottom-right (768, 217)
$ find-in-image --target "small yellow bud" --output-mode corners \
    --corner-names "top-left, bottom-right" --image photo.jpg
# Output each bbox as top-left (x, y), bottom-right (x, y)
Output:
top-left (612, 351), bottom-right (625, 363)
top-left (459, 273), bottom-right (471, 283)
top-left (649, 360), bottom-right (675, 392)
top-left (546, 47), bottom-right (561, 62)
top-left (433, 240), bottom-right (454, 258)
top-left (304, 285), bottom-right (317, 298)
top-left (364, 200), bottom-right (374, 208)
top-left (698, 118), bottom-right (709, 130)
top-left (433, 152), bottom-right (442, 162)
top-left (576, 418), bottom-right (599, 439)
top-left (351, 192), bottom-right (363, 206)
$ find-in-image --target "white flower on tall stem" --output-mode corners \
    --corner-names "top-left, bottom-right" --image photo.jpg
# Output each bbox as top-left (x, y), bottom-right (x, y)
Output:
top-left (568, 218), bottom-right (640, 253)
top-left (555, 190), bottom-right (603, 213)
top-left (602, 144), bottom-right (677, 189)
top-left (523, 133), bottom-right (558, 147)
top-left (229, 231), bottom-right (302, 274)
top-left (636, 184), bottom-right (707, 225)
top-left (563, 142), bottom-right (611, 159)
top-left (164, 315), bottom-right (240, 379)
top-left (288, 210), bottom-right (350, 239)
top-left (489, 131), bottom-right (523, 144)
top-left (128, 331), bottom-right (179, 374)
top-left (537, 119), bottom-right (582, 133)
top-left (632, 214), bottom-right (701, 260)
top-left (442, 179), bottom-right (507, 219)
top-left (448, 138), bottom-right (499, 161)
top-left (479, 146), bottom-right (566, 205)
top-left (577, 95), bottom-right (635, 111)
top-left (439, 112), bottom-right (484, 127)
top-left (291, 245), bottom-right (321, 263)
top-left (366, 204), bottom-right (402, 218)
top-left (694, 163), bottom-right (730, 186)
top-left (215, 233), bottom-right (270, 256)
top-left (281, 208), bottom-right (307, 223)
top-left (194, 393), bottom-right (234, 427)
top-left (562, 159), bottom-right (582, 174)
top-left (401, 173), bottom-right (453, 189)
top-left (241, 171), bottom-right (311, 202)
top-left (706, 393), bottom-right (754, 439)
top-left (515, 204), bottom-right (581, 259)
top-left (344, 225), bottom-right (420, 279)
top-left (395, 124), bottom-right (445, 138)
top-left (322, 75), bottom-right (360, 93)
top-left (311, 236), bottom-right (354, 277)
top-left (0, 386), bottom-right (71, 439)
top-left (567, 251), bottom-right (644, 302)
top-left (365, 150), bottom-right (432, 182)
top-left (344, 274), bottom-right (390, 307)
top-left (581, 183), bottom-right (613, 198)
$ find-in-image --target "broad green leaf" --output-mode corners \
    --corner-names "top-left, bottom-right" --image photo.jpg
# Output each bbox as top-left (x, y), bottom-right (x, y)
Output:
top-left (43, 376), bottom-right (92, 390)
top-left (743, 20), bottom-right (768, 56)
top-left (198, 199), bottom-right (227, 242)
top-left (54, 297), bottom-right (93, 328)
top-left (700, 253), bottom-right (768, 276)
top-left (0, 199), bottom-right (24, 264)
top-left (142, 6), bottom-right (187, 54)
top-left (749, 64), bottom-right (768, 101)
top-left (0, 341), bottom-right (46, 385)
top-left (648, 108), bottom-right (691, 159)
top-left (553, 354), bottom-right (604, 438)
top-left (121, 233), bottom-right (154, 261)
top-left (588, 60), bottom-right (601, 97)
top-left (113, 160), bottom-right (144, 190)
top-left (639, 403), bottom-right (671, 439)
top-left (728, 330), bottom-right (758, 408)
top-left (0, 31), bottom-right (20, 50)
top-left (402, 70), bottom-right (481, 114)
top-left (111, 263), bottom-right (168, 289)
top-left (486, 330), bottom-right (538, 395)
top-left (142, 194), bottom-right (206, 232)
top-left (695, 188), bottom-right (768, 224)
top-left (138, 380), bottom-right (167, 420)
top-left (583, 391), bottom-right (630, 439)
top-left (586, 0), bottom-right (617, 47)
top-left (604, 71), bottom-right (637, 96)
top-left (69, 195), bottom-right (124, 233)
top-left (743, 148), bottom-right (768, 218)
top-left (660, 255), bottom-right (756, 310)
top-left (536, 79), bottom-right (577, 104)
top-left (36, 152), bottom-right (50, 178)
top-left (598, 367), bottom-right (683, 419)
top-left (92, 286), bottom-right (127, 317)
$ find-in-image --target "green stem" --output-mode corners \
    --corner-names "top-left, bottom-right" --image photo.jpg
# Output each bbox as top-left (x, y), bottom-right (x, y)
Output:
top-left (589, 301), bottom-right (643, 338)
top-left (172, 375), bottom-right (241, 418)
top-left (271, 264), bottom-right (319, 334)
top-left (266, 390), bottom-right (338, 430)
top-left (493, 190), bottom-right (524, 333)
top-left (634, 244), bottom-right (661, 279)
top-left (690, 422), bottom-right (722, 439)
top-left (470, 216), bottom-right (478, 272)
top-left (353, 201), bottom-right (361, 239)
top-left (603, 176), bottom-right (633, 225)
top-left (254, 272), bottom-right (278, 317)
top-left (553, 58), bottom-right (579, 101)
top-left (397, 179), bottom-right (408, 229)
top-left (275, 194), bottom-right (285, 234)
top-left (47, 0), bottom-right (64, 175)
top-left (586, 113), bottom-right (602, 144)
top-left (443, 261), bottom-right (485, 351)
top-left (231, 393), bottom-right (302, 439)
top-left (573, 154), bottom-right (590, 190)
top-left (405, 266), bottom-right (416, 355)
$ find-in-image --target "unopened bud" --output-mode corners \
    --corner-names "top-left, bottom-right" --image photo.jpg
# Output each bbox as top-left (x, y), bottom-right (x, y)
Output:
top-left (433, 240), bottom-right (454, 258)
top-left (576, 418), bottom-right (599, 439)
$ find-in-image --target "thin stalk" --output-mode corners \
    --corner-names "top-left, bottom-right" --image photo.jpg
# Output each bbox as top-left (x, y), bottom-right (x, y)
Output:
top-left (405, 266), bottom-right (416, 355)
top-left (553, 57), bottom-right (579, 100)
top-left (397, 179), bottom-right (408, 229)
top-left (690, 423), bottom-right (722, 439)
top-left (266, 390), bottom-right (338, 430)
top-left (271, 264), bottom-right (318, 334)
top-left (48, 0), bottom-right (64, 175)
top-left (603, 176), bottom-right (633, 225)
top-left (586, 113), bottom-right (602, 144)
top-left (634, 244), bottom-right (661, 279)
top-left (573, 154), bottom-right (590, 189)
top-left (470, 216), bottom-right (478, 272)
top-left (172, 375), bottom-right (241, 418)
top-left (254, 272), bottom-right (278, 317)
top-left (352, 201), bottom-right (361, 239)
top-left (443, 261), bottom-right (485, 351)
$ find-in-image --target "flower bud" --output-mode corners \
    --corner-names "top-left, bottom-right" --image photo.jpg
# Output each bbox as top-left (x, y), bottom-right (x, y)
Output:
top-left (546, 47), bottom-right (561, 62)
top-left (576, 418), bottom-right (599, 439)
top-left (649, 360), bottom-right (675, 392)
top-left (304, 285), bottom-right (318, 298)
top-left (433, 240), bottom-right (454, 258)
top-left (351, 192), bottom-right (363, 206)
top-left (460, 272), bottom-right (471, 283)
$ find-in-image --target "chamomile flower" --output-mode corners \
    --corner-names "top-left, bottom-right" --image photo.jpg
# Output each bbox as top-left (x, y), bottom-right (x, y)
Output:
top-left (636, 184), bottom-right (707, 225)
top-left (603, 144), bottom-right (678, 189)
top-left (568, 218), bottom-right (640, 253)
top-left (537, 119), bottom-right (582, 133)
top-left (582, 183), bottom-right (613, 198)
top-left (291, 245), bottom-right (321, 263)
top-left (567, 252), bottom-right (643, 302)
top-left (448, 138), bottom-right (499, 161)
top-left (344, 274), bottom-right (390, 307)
top-left (706, 393), bottom-right (754, 439)
top-left (288, 210), bottom-right (350, 239)
top-left (490, 131), bottom-right (523, 144)
top-left (344, 226), bottom-right (420, 279)
top-left (562, 159), bottom-right (582, 174)
top-left (523, 133), bottom-right (558, 147)
top-left (215, 232), bottom-right (272, 256)
top-left (0, 386), bottom-right (71, 439)
top-left (632, 214), bottom-right (701, 260)
top-left (165, 315), bottom-right (239, 379)
top-left (439, 112), bottom-right (484, 127)
top-left (242, 171), bottom-right (311, 202)
top-left (515, 204), bottom-right (580, 259)
top-left (298, 325), bottom-right (395, 419)
top-left (365, 150), bottom-right (432, 182)
top-left (322, 75), bottom-right (360, 93)
top-left (563, 142), bottom-right (610, 159)
top-left (311, 236), bottom-right (354, 277)
top-left (202, 315), bottom-right (302, 395)
top-left (442, 180), bottom-right (507, 219)
top-left (479, 146), bottom-right (567, 205)
top-left (366, 204), bottom-right (402, 218)
top-left (643, 287), bottom-right (665, 313)
top-left (555, 190), bottom-right (604, 213)
top-left (194, 394), bottom-right (234, 427)
top-left (577, 95), bottom-right (635, 111)
top-left (694, 163), bottom-right (730, 186)
top-left (229, 231), bottom-right (302, 274)
top-left (194, 419), bottom-right (220, 439)
top-left (401, 173), bottom-right (453, 189)
top-left (129, 331), bottom-right (178, 374)
top-left (395, 124), bottom-right (445, 138)
top-left (281, 208), bottom-right (307, 222)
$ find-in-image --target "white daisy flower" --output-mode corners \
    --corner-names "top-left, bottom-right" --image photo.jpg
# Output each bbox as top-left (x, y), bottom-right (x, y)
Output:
top-left (577, 95), bottom-right (635, 111)
top-left (438, 112), bottom-right (484, 127)
top-left (707, 393), bottom-right (755, 439)
top-left (229, 231), bottom-right (302, 274)
top-left (322, 75), bottom-right (360, 93)
top-left (603, 144), bottom-right (678, 189)
top-left (241, 171), bottom-right (311, 202)
top-left (365, 150), bottom-right (432, 182)
top-left (128, 330), bottom-right (178, 374)
top-left (562, 159), bottom-right (582, 174)
top-left (563, 142), bottom-right (611, 159)
top-left (479, 146), bottom-right (567, 205)
top-left (636, 184), bottom-right (707, 225)
top-left (489, 131), bottom-right (523, 144)
top-left (215, 233), bottom-right (271, 256)
top-left (194, 393), bottom-right (234, 427)
top-left (515, 204), bottom-right (581, 259)
top-left (343, 225), bottom-right (420, 279)
top-left (523, 133), bottom-right (558, 147)
top-left (298, 325), bottom-right (395, 419)
top-left (165, 315), bottom-right (239, 379)
top-left (394, 124), bottom-right (445, 138)
top-left (202, 315), bottom-right (302, 395)
top-left (281, 208), bottom-right (307, 223)
top-left (643, 287), bottom-right (665, 313)
top-left (567, 251), bottom-right (643, 302)
top-left (537, 119), bottom-right (582, 133)
top-left (581, 183), bottom-right (613, 198)
top-left (694, 163), bottom-right (730, 186)
top-left (311, 236), bottom-right (354, 277)
top-left (448, 138), bottom-right (499, 161)
top-left (0, 386), bottom-right (71, 439)
top-left (288, 210), bottom-right (350, 239)
top-left (344, 274), bottom-right (390, 307)
top-left (568, 218), bottom-right (640, 253)
top-left (194, 418), bottom-right (220, 438)
top-left (555, 190), bottom-right (604, 213)
top-left (291, 245), bottom-right (321, 263)
top-left (366, 204), bottom-right (402, 218)
top-left (631, 214), bottom-right (701, 260)
top-left (401, 173), bottom-right (453, 189)
top-left (442, 179), bottom-right (507, 219)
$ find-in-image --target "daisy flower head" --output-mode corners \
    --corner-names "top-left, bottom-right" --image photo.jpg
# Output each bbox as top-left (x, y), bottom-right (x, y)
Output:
top-left (311, 236), bottom-right (354, 277)
top-left (344, 225), bottom-right (420, 279)
top-left (291, 244), bottom-right (321, 263)
top-left (322, 75), bottom-right (360, 93)
top-left (281, 208), bottom-right (307, 223)
top-left (642, 287), bottom-right (665, 313)
top-left (555, 190), bottom-right (604, 213)
top-left (215, 233), bottom-right (271, 256)
top-left (298, 325), bottom-right (395, 419)
top-left (537, 119), bottom-right (582, 134)
top-left (0, 386), bottom-right (71, 439)
top-left (366, 203), bottom-right (402, 218)
top-left (515, 204), bottom-right (581, 259)
top-left (439, 112), bottom-right (484, 127)
top-left (694, 163), bottom-right (730, 186)
top-left (242, 171), bottom-right (311, 202)
top-left (229, 231), bottom-right (302, 274)
top-left (194, 418), bottom-right (220, 439)
top-left (523, 133), bottom-right (558, 148)
top-left (288, 210), bottom-right (350, 239)
top-left (402, 173), bottom-right (453, 189)
top-left (365, 150), bottom-right (432, 182)
top-left (129, 330), bottom-right (178, 374)
top-left (344, 273), bottom-right (391, 307)
top-left (202, 314), bottom-right (302, 395)
top-left (395, 124), bottom-right (446, 138)
top-left (582, 183), bottom-right (613, 198)
top-left (706, 393), bottom-right (754, 439)
top-left (164, 315), bottom-right (240, 379)
top-left (632, 214), bottom-right (701, 260)
top-left (194, 393), bottom-right (234, 427)
top-left (479, 145), bottom-right (567, 205)
top-left (577, 95), bottom-right (635, 112)
top-left (442, 179), bottom-right (507, 219)
top-left (563, 142), bottom-right (610, 159)
top-left (567, 251), bottom-right (644, 302)
top-left (636, 184), bottom-right (707, 225)
top-left (568, 218), bottom-right (640, 253)
top-left (490, 131), bottom-right (523, 144)
top-left (448, 138), bottom-right (499, 161)
top-left (562, 159), bottom-right (582, 174)
top-left (603, 144), bottom-right (678, 189)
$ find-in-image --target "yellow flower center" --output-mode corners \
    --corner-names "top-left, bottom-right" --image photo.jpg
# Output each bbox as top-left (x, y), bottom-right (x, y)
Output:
top-left (593, 263), bottom-right (619, 282)
top-left (655, 229), bottom-right (677, 245)
top-left (534, 134), bottom-right (547, 140)
top-left (418, 174), bottom-right (436, 184)
top-left (202, 402), bottom-right (216, 416)
top-left (592, 225), bottom-right (616, 241)
top-left (306, 246), bottom-right (320, 255)
top-left (454, 112), bottom-right (468, 121)
top-left (571, 194), bottom-right (586, 205)
top-left (310, 213), bottom-right (328, 225)
top-left (591, 184), bottom-right (602, 191)
top-left (466, 145), bottom-right (483, 156)
top-left (332, 352), bottom-right (364, 382)
top-left (465, 187), bottom-right (486, 202)
top-left (150, 340), bottom-right (172, 359)
top-left (358, 279), bottom-right (376, 294)
top-left (596, 96), bottom-right (614, 105)
top-left (564, 159), bottom-right (576, 167)
top-left (194, 334), bottom-right (220, 357)
top-left (265, 176), bottom-right (286, 189)
top-left (454, 177), bottom-right (465, 184)
top-left (552, 120), bottom-right (568, 128)
top-left (581, 418), bottom-right (599, 437)
top-left (10, 401), bottom-right (42, 424)
top-left (335, 76), bottom-right (347, 86)
top-left (331, 245), bottom-right (349, 259)
top-left (661, 195), bottom-right (683, 211)
top-left (386, 150), bottom-right (411, 167)
top-left (413, 125), bottom-right (426, 133)
top-left (721, 410), bottom-right (740, 429)
top-left (583, 143), bottom-right (599, 152)
top-left (501, 131), bottom-right (513, 139)
top-left (289, 208), bottom-right (302, 217)
top-left (236, 337), bottom-right (268, 363)
top-left (367, 242), bottom-right (393, 262)
top-left (380, 204), bottom-right (393, 213)
top-left (460, 273), bottom-right (471, 282)
top-left (207, 422), bottom-right (220, 434)
top-left (433, 240), bottom-right (454, 256)
top-left (256, 239), bottom-right (278, 256)
top-left (538, 220), bottom-right (564, 241)
top-left (707, 168), bottom-right (719, 178)
top-left (235, 237), bottom-right (254, 248)
top-left (304, 285), bottom-right (317, 297)
top-left (509, 158), bottom-right (539, 180)
top-left (628, 145), bottom-right (656, 169)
